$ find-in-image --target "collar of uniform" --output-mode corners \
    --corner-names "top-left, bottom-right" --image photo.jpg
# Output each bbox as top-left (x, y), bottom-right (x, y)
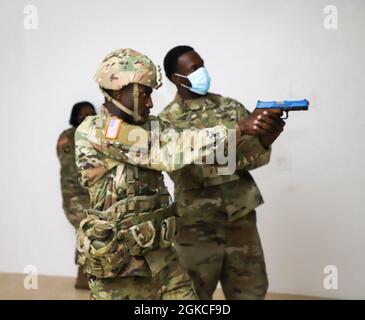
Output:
top-left (100, 104), bottom-right (113, 117)
top-left (97, 104), bottom-right (115, 129)
top-left (101, 103), bottom-right (153, 130)
top-left (175, 93), bottom-right (213, 112)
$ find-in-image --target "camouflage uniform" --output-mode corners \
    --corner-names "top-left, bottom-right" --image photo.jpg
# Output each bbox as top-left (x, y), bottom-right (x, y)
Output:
top-left (158, 93), bottom-right (271, 300)
top-left (57, 127), bottom-right (89, 288)
top-left (75, 49), bottom-right (230, 300)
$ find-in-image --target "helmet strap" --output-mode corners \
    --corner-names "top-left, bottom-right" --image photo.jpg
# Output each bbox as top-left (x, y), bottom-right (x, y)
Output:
top-left (132, 83), bottom-right (141, 122)
top-left (101, 88), bottom-right (143, 122)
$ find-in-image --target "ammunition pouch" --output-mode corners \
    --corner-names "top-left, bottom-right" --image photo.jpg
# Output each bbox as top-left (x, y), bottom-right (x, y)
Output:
top-left (118, 205), bottom-right (176, 256)
top-left (76, 194), bottom-right (176, 279)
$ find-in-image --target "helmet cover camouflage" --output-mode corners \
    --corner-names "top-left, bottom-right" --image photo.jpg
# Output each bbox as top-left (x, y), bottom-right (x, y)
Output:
top-left (94, 48), bottom-right (162, 91)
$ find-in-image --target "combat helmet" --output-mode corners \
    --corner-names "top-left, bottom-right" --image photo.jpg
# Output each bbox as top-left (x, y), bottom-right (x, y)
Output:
top-left (94, 48), bottom-right (162, 122)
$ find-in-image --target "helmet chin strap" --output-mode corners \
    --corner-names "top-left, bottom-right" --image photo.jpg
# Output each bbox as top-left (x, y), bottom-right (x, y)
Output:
top-left (101, 86), bottom-right (143, 122)
top-left (132, 83), bottom-right (141, 122)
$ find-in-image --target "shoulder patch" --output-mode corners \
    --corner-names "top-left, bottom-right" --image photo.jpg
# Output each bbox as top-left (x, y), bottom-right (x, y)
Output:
top-left (104, 118), bottom-right (123, 139)
top-left (58, 135), bottom-right (69, 147)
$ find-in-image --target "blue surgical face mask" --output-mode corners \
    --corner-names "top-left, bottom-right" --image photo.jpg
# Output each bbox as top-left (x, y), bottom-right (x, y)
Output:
top-left (174, 67), bottom-right (211, 95)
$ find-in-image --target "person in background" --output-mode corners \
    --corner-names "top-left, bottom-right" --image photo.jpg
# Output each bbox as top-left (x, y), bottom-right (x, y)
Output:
top-left (56, 101), bottom-right (96, 289)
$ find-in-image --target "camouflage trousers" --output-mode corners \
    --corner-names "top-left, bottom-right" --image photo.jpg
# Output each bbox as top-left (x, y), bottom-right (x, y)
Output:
top-left (88, 256), bottom-right (197, 300)
top-left (175, 210), bottom-right (268, 300)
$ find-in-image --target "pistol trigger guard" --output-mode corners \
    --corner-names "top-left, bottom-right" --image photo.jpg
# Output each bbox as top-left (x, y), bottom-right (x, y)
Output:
top-left (281, 111), bottom-right (289, 120)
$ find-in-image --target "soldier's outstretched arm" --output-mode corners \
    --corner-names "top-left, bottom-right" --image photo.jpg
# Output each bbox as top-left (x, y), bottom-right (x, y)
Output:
top-left (158, 101), bottom-right (271, 172)
top-left (234, 100), bottom-right (273, 170)
top-left (235, 135), bottom-right (271, 171)
top-left (77, 116), bottom-right (230, 172)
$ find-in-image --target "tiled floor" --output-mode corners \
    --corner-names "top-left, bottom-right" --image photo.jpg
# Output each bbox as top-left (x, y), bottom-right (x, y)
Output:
top-left (0, 273), bottom-right (325, 300)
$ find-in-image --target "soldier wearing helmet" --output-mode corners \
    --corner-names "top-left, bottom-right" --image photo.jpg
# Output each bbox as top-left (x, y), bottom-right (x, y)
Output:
top-left (94, 48), bottom-right (162, 124)
top-left (75, 48), bottom-right (255, 299)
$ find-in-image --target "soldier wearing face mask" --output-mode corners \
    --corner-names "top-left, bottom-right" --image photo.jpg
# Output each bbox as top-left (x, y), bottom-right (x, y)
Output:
top-left (158, 46), bottom-right (285, 300)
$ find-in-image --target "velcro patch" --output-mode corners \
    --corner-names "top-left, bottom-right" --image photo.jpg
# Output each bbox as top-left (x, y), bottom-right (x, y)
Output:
top-left (104, 118), bottom-right (123, 139)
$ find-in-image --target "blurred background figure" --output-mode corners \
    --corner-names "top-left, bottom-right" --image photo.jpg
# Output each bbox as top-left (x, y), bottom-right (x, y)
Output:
top-left (56, 101), bottom-right (96, 289)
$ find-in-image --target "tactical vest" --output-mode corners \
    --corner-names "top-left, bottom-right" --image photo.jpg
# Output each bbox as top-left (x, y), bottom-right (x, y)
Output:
top-left (77, 163), bottom-right (176, 278)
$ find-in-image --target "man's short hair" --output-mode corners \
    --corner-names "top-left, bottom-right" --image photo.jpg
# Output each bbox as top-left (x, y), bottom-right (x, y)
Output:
top-left (164, 45), bottom-right (194, 80)
top-left (69, 101), bottom-right (96, 127)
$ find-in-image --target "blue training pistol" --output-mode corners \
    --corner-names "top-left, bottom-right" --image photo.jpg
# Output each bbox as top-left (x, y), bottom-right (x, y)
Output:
top-left (256, 99), bottom-right (309, 119)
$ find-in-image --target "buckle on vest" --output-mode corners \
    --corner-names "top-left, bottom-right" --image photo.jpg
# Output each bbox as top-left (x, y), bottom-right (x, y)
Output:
top-left (129, 221), bottom-right (156, 248)
top-left (127, 198), bottom-right (136, 211)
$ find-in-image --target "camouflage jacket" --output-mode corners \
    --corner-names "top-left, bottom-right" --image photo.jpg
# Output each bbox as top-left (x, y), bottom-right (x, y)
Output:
top-left (158, 93), bottom-right (271, 222)
top-left (75, 106), bottom-right (229, 277)
top-left (57, 127), bottom-right (90, 228)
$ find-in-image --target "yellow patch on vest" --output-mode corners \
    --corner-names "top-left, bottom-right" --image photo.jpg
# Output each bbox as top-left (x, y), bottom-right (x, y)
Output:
top-left (104, 118), bottom-right (123, 139)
